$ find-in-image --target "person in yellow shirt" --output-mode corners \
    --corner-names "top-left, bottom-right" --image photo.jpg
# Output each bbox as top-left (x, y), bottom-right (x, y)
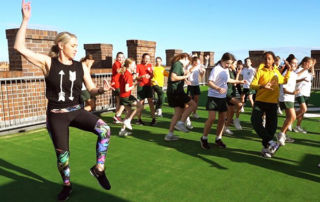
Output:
top-left (250, 51), bottom-right (291, 158)
top-left (152, 57), bottom-right (169, 117)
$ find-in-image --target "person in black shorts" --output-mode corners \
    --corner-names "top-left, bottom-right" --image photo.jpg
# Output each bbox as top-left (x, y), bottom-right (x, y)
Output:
top-left (15, 1), bottom-right (113, 200)
top-left (165, 53), bottom-right (196, 141)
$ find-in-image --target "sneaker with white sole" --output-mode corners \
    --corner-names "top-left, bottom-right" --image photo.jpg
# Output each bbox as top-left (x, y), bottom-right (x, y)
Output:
top-left (277, 107), bottom-right (283, 115)
top-left (200, 137), bottom-right (210, 150)
top-left (268, 140), bottom-right (280, 155)
top-left (293, 126), bottom-right (307, 134)
top-left (277, 132), bottom-right (286, 146)
top-left (262, 117), bottom-right (266, 127)
top-left (175, 121), bottom-right (189, 133)
top-left (157, 109), bottom-right (163, 117)
top-left (285, 135), bottom-right (295, 143)
top-left (224, 127), bottom-right (234, 135)
top-left (261, 147), bottom-right (272, 158)
top-left (288, 124), bottom-right (292, 131)
top-left (119, 129), bottom-right (131, 136)
top-left (164, 134), bottom-right (179, 141)
top-left (192, 113), bottom-right (200, 119)
top-left (240, 106), bottom-right (245, 112)
top-left (233, 118), bottom-right (242, 130)
top-left (123, 119), bottom-right (132, 130)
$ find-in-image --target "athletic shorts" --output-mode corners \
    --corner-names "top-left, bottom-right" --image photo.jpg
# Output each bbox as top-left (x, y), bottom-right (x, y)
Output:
top-left (296, 96), bottom-right (309, 105)
top-left (279, 101), bottom-right (294, 110)
top-left (167, 91), bottom-right (191, 108)
top-left (242, 88), bottom-right (255, 95)
top-left (137, 85), bottom-right (153, 100)
top-left (206, 96), bottom-right (227, 112)
top-left (120, 95), bottom-right (137, 107)
top-left (112, 88), bottom-right (120, 97)
top-left (187, 85), bottom-right (200, 97)
top-left (81, 90), bottom-right (96, 101)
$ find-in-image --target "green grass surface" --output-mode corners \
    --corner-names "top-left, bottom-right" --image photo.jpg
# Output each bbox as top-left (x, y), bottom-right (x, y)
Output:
top-left (1, 87), bottom-right (320, 202)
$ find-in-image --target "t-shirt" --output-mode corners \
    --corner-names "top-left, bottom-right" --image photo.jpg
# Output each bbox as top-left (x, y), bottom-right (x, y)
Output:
top-left (120, 70), bottom-right (133, 98)
top-left (187, 65), bottom-right (203, 86)
top-left (136, 63), bottom-right (153, 86)
top-left (295, 67), bottom-right (312, 97)
top-left (167, 61), bottom-right (185, 94)
top-left (208, 64), bottom-right (230, 98)
top-left (111, 60), bottom-right (122, 89)
top-left (152, 65), bottom-right (168, 87)
top-left (241, 67), bottom-right (256, 89)
top-left (279, 71), bottom-right (297, 102)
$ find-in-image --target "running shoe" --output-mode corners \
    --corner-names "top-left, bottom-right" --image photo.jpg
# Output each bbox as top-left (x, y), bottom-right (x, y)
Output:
top-left (164, 134), bottom-right (179, 141)
top-left (268, 140), bottom-right (280, 155)
top-left (175, 121), bottom-right (189, 133)
top-left (57, 185), bottom-right (72, 201)
top-left (135, 119), bottom-right (145, 125)
top-left (192, 113), bottom-right (200, 119)
top-left (113, 116), bottom-right (122, 124)
top-left (215, 139), bottom-right (226, 148)
top-left (261, 147), bottom-right (272, 158)
top-left (123, 119), bottom-right (132, 130)
top-left (233, 118), bottom-right (242, 130)
top-left (224, 127), bottom-right (234, 135)
top-left (285, 134), bottom-right (295, 143)
top-left (89, 166), bottom-right (111, 190)
top-left (150, 118), bottom-right (157, 126)
top-left (200, 137), bottom-right (210, 150)
top-left (277, 132), bottom-right (286, 146)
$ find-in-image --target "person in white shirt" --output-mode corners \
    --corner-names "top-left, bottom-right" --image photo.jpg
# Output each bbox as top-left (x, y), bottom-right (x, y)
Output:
top-left (293, 57), bottom-right (314, 134)
top-left (240, 58), bottom-right (256, 108)
top-left (277, 55), bottom-right (299, 145)
top-left (200, 53), bottom-right (245, 150)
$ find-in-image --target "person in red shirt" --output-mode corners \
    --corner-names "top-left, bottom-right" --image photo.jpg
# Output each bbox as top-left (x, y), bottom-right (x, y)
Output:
top-left (135, 53), bottom-right (156, 126)
top-left (111, 52), bottom-right (125, 123)
top-left (118, 58), bottom-right (143, 136)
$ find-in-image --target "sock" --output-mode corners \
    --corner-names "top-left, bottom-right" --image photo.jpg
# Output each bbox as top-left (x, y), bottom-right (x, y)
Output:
top-left (168, 131), bottom-right (173, 136)
top-left (202, 136), bottom-right (208, 140)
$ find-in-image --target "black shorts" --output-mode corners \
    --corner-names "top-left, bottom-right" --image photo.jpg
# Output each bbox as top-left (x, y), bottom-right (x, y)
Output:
top-left (206, 96), bottom-right (227, 112)
top-left (112, 88), bottom-right (120, 96)
top-left (167, 91), bottom-right (191, 108)
top-left (137, 85), bottom-right (153, 100)
top-left (187, 85), bottom-right (201, 97)
top-left (242, 88), bottom-right (255, 95)
top-left (120, 95), bottom-right (137, 107)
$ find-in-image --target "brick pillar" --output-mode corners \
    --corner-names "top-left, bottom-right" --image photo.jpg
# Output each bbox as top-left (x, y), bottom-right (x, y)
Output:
top-left (249, 50), bottom-right (266, 68)
top-left (6, 28), bottom-right (57, 77)
top-left (192, 51), bottom-right (204, 64)
top-left (203, 51), bottom-right (215, 67)
top-left (311, 50), bottom-right (320, 69)
top-left (84, 43), bottom-right (113, 68)
top-left (127, 40), bottom-right (156, 65)
top-left (165, 49), bottom-right (183, 67)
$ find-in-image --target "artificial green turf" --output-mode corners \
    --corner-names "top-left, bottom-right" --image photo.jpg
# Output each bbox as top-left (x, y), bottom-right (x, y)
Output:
top-left (1, 87), bottom-right (319, 202)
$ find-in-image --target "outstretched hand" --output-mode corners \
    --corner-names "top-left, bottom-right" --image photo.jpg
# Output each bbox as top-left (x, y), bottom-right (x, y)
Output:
top-left (22, 0), bottom-right (31, 20)
top-left (103, 79), bottom-right (114, 91)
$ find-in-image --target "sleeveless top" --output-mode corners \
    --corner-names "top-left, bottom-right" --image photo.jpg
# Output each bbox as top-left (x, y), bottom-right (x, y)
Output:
top-left (45, 58), bottom-right (84, 110)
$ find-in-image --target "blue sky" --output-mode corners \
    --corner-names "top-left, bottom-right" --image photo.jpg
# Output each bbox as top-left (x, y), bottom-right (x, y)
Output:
top-left (1, 0), bottom-right (320, 63)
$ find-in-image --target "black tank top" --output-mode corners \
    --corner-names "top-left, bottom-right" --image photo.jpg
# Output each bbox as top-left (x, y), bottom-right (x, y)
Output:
top-left (45, 58), bottom-right (84, 110)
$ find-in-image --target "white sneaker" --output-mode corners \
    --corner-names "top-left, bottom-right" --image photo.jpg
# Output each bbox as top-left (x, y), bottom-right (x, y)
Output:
top-left (268, 140), bottom-right (280, 155)
top-left (288, 124), bottom-right (292, 131)
top-left (224, 127), bottom-right (234, 135)
top-left (175, 121), bottom-right (189, 133)
top-left (123, 119), bottom-right (132, 130)
top-left (233, 118), bottom-right (242, 130)
top-left (261, 147), bottom-right (272, 158)
top-left (164, 134), bottom-right (179, 141)
top-left (293, 126), bottom-right (307, 134)
top-left (277, 132), bottom-right (286, 146)
top-left (157, 109), bottom-right (162, 117)
top-left (240, 106), bottom-right (245, 112)
top-left (277, 107), bottom-right (283, 115)
top-left (192, 113), bottom-right (200, 119)
top-left (119, 129), bottom-right (131, 136)
top-left (185, 117), bottom-right (193, 129)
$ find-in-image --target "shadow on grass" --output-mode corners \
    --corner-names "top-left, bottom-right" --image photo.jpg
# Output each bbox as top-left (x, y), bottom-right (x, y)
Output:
top-left (131, 129), bottom-right (320, 183)
top-left (0, 159), bottom-right (128, 202)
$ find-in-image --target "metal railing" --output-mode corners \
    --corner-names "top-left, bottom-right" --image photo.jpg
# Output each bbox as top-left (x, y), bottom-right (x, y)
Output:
top-left (312, 69), bottom-right (320, 91)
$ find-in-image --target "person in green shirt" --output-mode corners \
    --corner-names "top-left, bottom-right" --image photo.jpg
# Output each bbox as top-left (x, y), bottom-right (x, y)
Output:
top-left (165, 53), bottom-right (196, 141)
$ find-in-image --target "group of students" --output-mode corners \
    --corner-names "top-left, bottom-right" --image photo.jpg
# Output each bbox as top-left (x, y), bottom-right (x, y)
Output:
top-left (14, 1), bottom-right (318, 201)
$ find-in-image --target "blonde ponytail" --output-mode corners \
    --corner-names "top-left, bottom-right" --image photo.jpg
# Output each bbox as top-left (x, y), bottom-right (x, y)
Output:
top-left (48, 32), bottom-right (77, 58)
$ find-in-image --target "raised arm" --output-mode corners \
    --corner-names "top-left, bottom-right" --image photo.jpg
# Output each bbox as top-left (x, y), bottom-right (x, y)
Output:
top-left (14, 0), bottom-right (51, 76)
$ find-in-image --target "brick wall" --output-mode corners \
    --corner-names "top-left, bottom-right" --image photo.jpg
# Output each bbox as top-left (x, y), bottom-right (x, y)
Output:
top-left (84, 43), bottom-right (113, 68)
top-left (127, 40), bottom-right (156, 65)
top-left (165, 49), bottom-right (182, 67)
top-left (311, 50), bottom-right (320, 69)
top-left (249, 50), bottom-right (265, 68)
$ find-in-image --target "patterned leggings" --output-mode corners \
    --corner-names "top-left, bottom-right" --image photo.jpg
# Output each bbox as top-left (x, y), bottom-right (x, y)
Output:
top-left (47, 108), bottom-right (111, 184)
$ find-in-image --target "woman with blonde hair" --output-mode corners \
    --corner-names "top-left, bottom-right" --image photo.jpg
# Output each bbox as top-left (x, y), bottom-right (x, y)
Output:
top-left (15, 1), bottom-right (113, 200)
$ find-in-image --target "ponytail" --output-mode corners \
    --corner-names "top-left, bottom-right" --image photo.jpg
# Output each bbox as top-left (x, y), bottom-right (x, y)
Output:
top-left (171, 53), bottom-right (191, 65)
top-left (48, 32), bottom-right (77, 58)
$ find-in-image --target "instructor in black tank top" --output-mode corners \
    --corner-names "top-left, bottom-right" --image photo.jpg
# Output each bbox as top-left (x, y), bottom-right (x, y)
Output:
top-left (14, 1), bottom-right (113, 200)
